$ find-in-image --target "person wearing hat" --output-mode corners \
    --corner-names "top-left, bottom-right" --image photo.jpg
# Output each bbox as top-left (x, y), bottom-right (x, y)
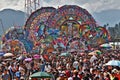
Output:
top-left (111, 69), bottom-right (120, 80)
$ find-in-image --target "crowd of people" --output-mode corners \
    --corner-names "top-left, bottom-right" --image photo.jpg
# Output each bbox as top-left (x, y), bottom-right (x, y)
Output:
top-left (0, 49), bottom-right (120, 80)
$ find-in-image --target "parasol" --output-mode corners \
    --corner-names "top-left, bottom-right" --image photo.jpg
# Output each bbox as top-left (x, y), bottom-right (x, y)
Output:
top-left (30, 71), bottom-right (52, 78)
top-left (100, 43), bottom-right (113, 48)
top-left (59, 52), bottom-right (70, 57)
top-left (3, 53), bottom-right (14, 57)
top-left (24, 58), bottom-right (32, 62)
top-left (88, 50), bottom-right (102, 56)
top-left (33, 54), bottom-right (40, 59)
top-left (105, 60), bottom-right (120, 67)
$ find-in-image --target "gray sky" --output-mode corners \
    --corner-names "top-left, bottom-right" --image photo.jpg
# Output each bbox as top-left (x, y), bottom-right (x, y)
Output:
top-left (0, 0), bottom-right (120, 13)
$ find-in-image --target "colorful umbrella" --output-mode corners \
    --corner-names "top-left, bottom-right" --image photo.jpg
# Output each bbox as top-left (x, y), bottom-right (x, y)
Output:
top-left (88, 50), bottom-right (102, 55)
top-left (105, 60), bottom-right (120, 67)
top-left (30, 71), bottom-right (52, 78)
top-left (96, 50), bottom-right (102, 55)
top-left (100, 43), bottom-right (113, 48)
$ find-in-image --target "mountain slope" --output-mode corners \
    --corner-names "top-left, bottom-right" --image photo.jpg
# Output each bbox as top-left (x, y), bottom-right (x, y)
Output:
top-left (0, 9), bottom-right (25, 36)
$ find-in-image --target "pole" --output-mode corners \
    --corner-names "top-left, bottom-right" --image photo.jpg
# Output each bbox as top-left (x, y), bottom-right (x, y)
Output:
top-left (0, 35), bottom-right (1, 50)
top-left (0, 19), bottom-right (5, 34)
top-left (0, 19), bottom-right (5, 50)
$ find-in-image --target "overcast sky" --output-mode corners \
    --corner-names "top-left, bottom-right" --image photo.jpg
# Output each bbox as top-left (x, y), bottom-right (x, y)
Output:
top-left (0, 0), bottom-right (120, 13)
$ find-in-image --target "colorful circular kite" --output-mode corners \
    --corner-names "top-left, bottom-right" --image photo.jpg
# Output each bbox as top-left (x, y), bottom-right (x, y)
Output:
top-left (24, 7), bottom-right (56, 53)
top-left (2, 27), bottom-right (33, 53)
top-left (2, 39), bottom-right (26, 54)
top-left (25, 7), bottom-right (56, 41)
top-left (23, 5), bottom-right (110, 52)
top-left (47, 5), bottom-right (96, 28)
top-left (2, 27), bottom-right (27, 41)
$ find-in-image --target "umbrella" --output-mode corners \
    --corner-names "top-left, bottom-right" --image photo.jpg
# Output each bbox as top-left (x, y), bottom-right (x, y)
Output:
top-left (30, 71), bottom-right (52, 78)
top-left (47, 48), bottom-right (54, 53)
top-left (59, 52), bottom-right (70, 57)
top-left (33, 54), bottom-right (40, 59)
top-left (4, 58), bottom-right (12, 61)
top-left (24, 58), bottom-right (32, 62)
top-left (68, 49), bottom-right (76, 53)
top-left (105, 60), bottom-right (120, 67)
top-left (88, 50), bottom-right (102, 56)
top-left (59, 43), bottom-right (66, 48)
top-left (3, 53), bottom-right (14, 57)
top-left (17, 55), bottom-right (25, 60)
top-left (100, 43), bottom-right (113, 48)
top-left (96, 50), bottom-right (102, 55)
top-left (0, 52), bottom-right (5, 56)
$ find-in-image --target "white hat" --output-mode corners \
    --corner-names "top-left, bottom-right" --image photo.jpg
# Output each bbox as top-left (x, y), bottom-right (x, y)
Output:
top-left (20, 76), bottom-right (24, 80)
top-left (112, 69), bottom-right (119, 73)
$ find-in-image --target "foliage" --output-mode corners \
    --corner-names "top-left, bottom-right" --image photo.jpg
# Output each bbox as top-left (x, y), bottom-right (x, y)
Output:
top-left (108, 22), bottom-right (120, 40)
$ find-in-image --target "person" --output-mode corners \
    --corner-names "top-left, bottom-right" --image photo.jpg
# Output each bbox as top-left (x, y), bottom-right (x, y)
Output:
top-left (73, 70), bottom-right (80, 80)
top-left (15, 70), bottom-right (21, 80)
top-left (113, 77), bottom-right (119, 80)
top-left (14, 63), bottom-right (21, 80)
top-left (56, 73), bottom-right (65, 80)
top-left (0, 70), bottom-right (2, 80)
top-left (8, 62), bottom-right (16, 80)
top-left (40, 61), bottom-right (45, 72)
top-left (104, 74), bottom-right (111, 80)
top-left (2, 69), bottom-right (10, 80)
top-left (67, 71), bottom-right (73, 80)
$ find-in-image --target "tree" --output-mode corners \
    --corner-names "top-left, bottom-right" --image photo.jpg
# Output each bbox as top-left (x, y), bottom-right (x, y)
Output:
top-left (108, 22), bottom-right (120, 40)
